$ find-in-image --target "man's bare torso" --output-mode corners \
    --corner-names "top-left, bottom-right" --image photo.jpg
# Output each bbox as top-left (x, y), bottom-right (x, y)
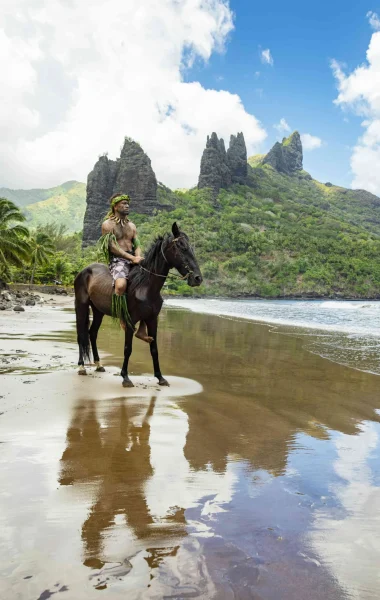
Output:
top-left (102, 219), bottom-right (137, 255)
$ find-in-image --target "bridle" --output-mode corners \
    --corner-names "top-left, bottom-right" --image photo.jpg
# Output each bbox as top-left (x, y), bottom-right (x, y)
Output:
top-left (139, 236), bottom-right (194, 280)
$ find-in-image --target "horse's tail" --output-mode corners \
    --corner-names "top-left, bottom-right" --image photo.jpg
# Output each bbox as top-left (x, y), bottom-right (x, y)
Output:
top-left (74, 267), bottom-right (92, 364)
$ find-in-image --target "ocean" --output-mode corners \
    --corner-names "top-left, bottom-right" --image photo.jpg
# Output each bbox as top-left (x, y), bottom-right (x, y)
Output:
top-left (165, 298), bottom-right (380, 375)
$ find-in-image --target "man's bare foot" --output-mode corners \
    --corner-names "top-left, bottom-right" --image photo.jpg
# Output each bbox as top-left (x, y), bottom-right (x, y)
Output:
top-left (135, 321), bottom-right (153, 343)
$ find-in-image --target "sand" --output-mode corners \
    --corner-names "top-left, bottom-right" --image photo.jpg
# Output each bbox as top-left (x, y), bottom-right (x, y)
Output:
top-left (1, 301), bottom-right (380, 599)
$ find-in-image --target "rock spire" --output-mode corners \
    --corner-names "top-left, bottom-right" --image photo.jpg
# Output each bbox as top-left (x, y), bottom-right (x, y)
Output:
top-left (82, 138), bottom-right (157, 247)
top-left (198, 131), bottom-right (248, 196)
top-left (262, 131), bottom-right (303, 174)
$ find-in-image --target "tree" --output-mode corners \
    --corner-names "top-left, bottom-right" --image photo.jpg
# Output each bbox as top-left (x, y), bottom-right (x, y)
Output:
top-left (29, 230), bottom-right (55, 284)
top-left (0, 198), bottom-right (30, 281)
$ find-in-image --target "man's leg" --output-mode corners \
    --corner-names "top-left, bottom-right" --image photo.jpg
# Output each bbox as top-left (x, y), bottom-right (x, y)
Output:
top-left (135, 321), bottom-right (153, 343)
top-left (114, 277), bottom-right (127, 330)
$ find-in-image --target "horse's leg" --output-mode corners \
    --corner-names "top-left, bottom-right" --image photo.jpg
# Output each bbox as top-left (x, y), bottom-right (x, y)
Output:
top-left (89, 306), bottom-right (105, 372)
top-left (121, 327), bottom-right (134, 387)
top-left (75, 300), bottom-right (90, 375)
top-left (146, 317), bottom-right (169, 386)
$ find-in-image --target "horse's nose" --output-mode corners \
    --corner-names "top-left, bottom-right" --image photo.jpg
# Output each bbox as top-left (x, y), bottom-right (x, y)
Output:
top-left (194, 274), bottom-right (202, 285)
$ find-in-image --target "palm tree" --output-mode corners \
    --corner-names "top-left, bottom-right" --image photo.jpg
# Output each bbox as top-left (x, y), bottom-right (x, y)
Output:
top-left (29, 230), bottom-right (55, 284)
top-left (0, 198), bottom-right (30, 281)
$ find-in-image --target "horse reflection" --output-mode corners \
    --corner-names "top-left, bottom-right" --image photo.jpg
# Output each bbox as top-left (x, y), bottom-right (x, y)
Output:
top-left (59, 396), bottom-right (186, 569)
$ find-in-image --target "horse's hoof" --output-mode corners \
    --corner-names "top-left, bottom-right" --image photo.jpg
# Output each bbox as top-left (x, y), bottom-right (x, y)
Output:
top-left (95, 366), bottom-right (105, 372)
top-left (158, 378), bottom-right (170, 386)
top-left (78, 368), bottom-right (87, 376)
top-left (122, 378), bottom-right (134, 388)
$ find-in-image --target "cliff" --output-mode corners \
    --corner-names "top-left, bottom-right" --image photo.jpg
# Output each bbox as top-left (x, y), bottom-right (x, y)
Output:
top-left (198, 131), bottom-right (248, 196)
top-left (262, 131), bottom-right (303, 174)
top-left (82, 138), bottom-right (158, 247)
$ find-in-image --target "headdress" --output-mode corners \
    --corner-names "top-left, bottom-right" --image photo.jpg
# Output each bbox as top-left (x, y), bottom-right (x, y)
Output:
top-left (104, 194), bottom-right (131, 225)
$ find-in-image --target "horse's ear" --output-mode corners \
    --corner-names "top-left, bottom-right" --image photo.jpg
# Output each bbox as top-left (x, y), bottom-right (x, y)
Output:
top-left (172, 222), bottom-right (180, 238)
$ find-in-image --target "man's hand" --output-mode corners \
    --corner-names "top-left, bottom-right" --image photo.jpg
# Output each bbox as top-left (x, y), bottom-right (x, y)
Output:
top-left (132, 255), bottom-right (144, 264)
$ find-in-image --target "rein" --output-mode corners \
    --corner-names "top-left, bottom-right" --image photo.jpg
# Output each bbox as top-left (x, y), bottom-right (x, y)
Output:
top-left (139, 237), bottom-right (193, 280)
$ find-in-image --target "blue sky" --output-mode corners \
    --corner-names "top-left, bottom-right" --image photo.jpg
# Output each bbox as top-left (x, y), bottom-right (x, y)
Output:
top-left (186, 0), bottom-right (376, 188)
top-left (2, 0), bottom-right (379, 193)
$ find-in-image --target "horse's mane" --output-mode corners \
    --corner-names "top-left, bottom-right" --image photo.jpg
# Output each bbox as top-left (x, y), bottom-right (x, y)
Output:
top-left (128, 233), bottom-right (171, 294)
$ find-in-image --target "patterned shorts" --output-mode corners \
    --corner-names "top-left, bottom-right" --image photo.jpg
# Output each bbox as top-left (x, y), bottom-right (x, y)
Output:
top-left (109, 257), bottom-right (132, 284)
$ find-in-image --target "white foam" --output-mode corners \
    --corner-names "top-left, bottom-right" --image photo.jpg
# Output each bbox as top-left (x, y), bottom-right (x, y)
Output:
top-left (165, 298), bottom-right (380, 338)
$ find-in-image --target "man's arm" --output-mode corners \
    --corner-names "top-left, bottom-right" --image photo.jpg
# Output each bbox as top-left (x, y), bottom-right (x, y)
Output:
top-left (101, 221), bottom-right (139, 262)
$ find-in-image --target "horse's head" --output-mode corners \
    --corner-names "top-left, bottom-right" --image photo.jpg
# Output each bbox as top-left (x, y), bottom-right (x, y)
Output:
top-left (163, 223), bottom-right (203, 287)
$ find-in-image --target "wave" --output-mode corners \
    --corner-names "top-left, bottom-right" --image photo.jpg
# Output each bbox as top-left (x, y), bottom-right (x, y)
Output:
top-left (165, 298), bottom-right (380, 338)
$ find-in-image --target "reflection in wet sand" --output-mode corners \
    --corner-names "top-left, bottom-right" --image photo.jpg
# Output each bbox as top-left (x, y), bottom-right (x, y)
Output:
top-left (59, 396), bottom-right (186, 566)
top-left (2, 305), bottom-right (380, 598)
top-left (311, 423), bottom-right (380, 599)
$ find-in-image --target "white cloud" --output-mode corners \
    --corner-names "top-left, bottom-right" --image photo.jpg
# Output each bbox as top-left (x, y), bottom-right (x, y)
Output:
top-left (261, 48), bottom-right (274, 66)
top-left (301, 133), bottom-right (323, 151)
top-left (274, 118), bottom-right (291, 134)
top-left (332, 29), bottom-right (380, 193)
top-left (0, 0), bottom-right (266, 189)
top-left (311, 424), bottom-right (380, 599)
top-left (367, 10), bottom-right (380, 30)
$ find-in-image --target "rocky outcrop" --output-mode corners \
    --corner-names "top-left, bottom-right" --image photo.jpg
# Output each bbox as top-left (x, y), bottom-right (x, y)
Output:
top-left (198, 131), bottom-right (248, 196)
top-left (0, 290), bottom-right (43, 311)
top-left (262, 131), bottom-right (303, 174)
top-left (198, 133), bottom-right (230, 196)
top-left (227, 133), bottom-right (248, 184)
top-left (82, 138), bottom-right (158, 247)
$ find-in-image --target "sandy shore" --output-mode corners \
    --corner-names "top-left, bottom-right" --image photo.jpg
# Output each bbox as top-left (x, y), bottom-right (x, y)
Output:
top-left (1, 301), bottom-right (380, 599)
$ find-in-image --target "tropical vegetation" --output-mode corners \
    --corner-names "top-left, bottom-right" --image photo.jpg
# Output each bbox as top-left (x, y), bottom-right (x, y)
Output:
top-left (3, 162), bottom-right (380, 299)
top-left (0, 198), bottom-right (30, 282)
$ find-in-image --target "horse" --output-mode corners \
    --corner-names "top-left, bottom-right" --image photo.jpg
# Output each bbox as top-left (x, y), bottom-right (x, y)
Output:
top-left (74, 222), bottom-right (202, 388)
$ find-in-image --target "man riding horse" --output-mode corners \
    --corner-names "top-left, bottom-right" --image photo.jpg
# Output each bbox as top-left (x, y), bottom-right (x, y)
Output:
top-left (74, 194), bottom-right (203, 387)
top-left (100, 193), bottom-right (151, 342)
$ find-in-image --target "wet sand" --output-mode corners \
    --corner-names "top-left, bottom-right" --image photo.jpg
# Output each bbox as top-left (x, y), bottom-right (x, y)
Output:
top-left (1, 303), bottom-right (380, 599)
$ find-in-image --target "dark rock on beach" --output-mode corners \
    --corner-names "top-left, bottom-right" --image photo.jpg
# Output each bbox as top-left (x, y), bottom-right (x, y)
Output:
top-left (0, 290), bottom-right (44, 311)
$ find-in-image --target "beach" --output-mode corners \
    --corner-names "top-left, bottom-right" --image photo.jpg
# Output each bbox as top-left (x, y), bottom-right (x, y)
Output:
top-left (1, 298), bottom-right (380, 599)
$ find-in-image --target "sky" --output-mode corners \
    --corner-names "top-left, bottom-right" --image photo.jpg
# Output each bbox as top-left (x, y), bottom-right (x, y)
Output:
top-left (1, 0), bottom-right (380, 193)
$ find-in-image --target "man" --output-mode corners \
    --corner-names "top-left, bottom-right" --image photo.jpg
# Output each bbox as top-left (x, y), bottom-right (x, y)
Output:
top-left (101, 193), bottom-right (151, 341)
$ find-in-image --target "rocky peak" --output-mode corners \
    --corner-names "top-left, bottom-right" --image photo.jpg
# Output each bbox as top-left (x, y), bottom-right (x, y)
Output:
top-left (262, 131), bottom-right (303, 174)
top-left (198, 131), bottom-right (248, 196)
top-left (227, 133), bottom-right (248, 184)
top-left (82, 137), bottom-right (158, 247)
top-left (198, 133), bottom-right (231, 196)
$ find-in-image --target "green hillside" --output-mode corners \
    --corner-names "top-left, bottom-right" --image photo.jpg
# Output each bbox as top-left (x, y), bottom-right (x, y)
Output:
top-left (247, 158), bottom-right (380, 236)
top-left (6, 161), bottom-right (380, 299)
top-left (1, 181), bottom-right (86, 233)
top-left (131, 164), bottom-right (380, 298)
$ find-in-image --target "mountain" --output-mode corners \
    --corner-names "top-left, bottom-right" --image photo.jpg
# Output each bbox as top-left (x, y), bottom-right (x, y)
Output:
top-left (247, 134), bottom-right (380, 237)
top-left (83, 137), bottom-right (173, 247)
top-left (131, 131), bottom-right (380, 298)
top-left (0, 181), bottom-right (86, 233)
top-left (5, 131), bottom-right (380, 298)
top-left (198, 131), bottom-right (248, 196)
top-left (262, 130), bottom-right (303, 174)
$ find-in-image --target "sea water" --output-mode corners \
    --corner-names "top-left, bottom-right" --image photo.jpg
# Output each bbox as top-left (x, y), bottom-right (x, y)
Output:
top-left (165, 298), bottom-right (380, 375)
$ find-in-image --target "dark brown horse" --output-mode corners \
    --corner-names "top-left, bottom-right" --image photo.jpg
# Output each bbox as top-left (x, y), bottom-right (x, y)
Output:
top-left (74, 223), bottom-right (202, 387)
